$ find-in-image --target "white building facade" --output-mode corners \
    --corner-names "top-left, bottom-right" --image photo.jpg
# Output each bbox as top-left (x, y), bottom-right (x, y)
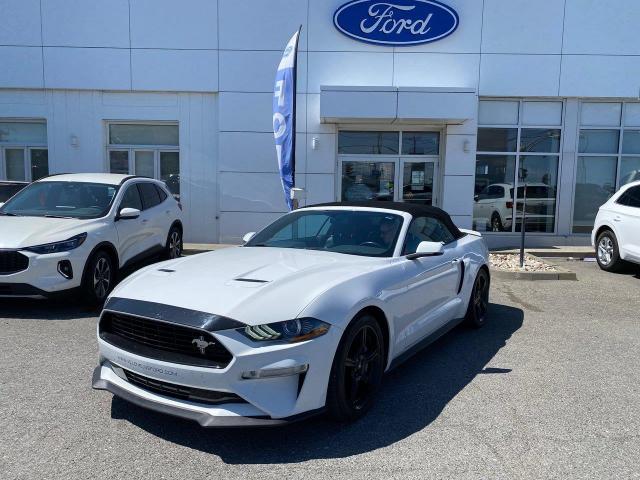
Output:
top-left (1, 0), bottom-right (640, 246)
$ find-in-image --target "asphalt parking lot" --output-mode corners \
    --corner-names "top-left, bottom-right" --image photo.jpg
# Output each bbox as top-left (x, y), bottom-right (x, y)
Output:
top-left (1, 260), bottom-right (639, 480)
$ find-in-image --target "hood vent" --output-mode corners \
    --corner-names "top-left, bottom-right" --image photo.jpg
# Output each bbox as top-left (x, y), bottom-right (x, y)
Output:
top-left (234, 278), bottom-right (268, 283)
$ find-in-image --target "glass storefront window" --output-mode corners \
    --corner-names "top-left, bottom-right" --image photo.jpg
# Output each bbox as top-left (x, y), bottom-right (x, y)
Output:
top-left (402, 162), bottom-right (434, 205)
top-left (134, 151), bottom-right (154, 178)
top-left (0, 122), bottom-right (47, 144)
top-left (515, 156), bottom-right (558, 233)
top-left (30, 149), bottom-right (48, 181)
top-left (338, 132), bottom-right (399, 155)
top-left (160, 151), bottom-right (180, 199)
top-left (520, 129), bottom-right (561, 153)
top-left (109, 124), bottom-right (179, 146)
top-left (477, 128), bottom-right (518, 152)
top-left (109, 151), bottom-right (129, 174)
top-left (622, 130), bottom-right (640, 154)
top-left (579, 130), bottom-right (620, 154)
top-left (573, 156), bottom-right (617, 234)
top-left (473, 155), bottom-right (516, 232)
top-left (620, 157), bottom-right (640, 186)
top-left (5, 149), bottom-right (25, 181)
top-left (341, 161), bottom-right (395, 202)
top-left (401, 132), bottom-right (439, 155)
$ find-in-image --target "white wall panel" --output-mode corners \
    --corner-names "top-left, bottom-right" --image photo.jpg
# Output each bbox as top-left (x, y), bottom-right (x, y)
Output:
top-left (563, 0), bottom-right (640, 55)
top-left (482, 0), bottom-right (564, 54)
top-left (394, 53), bottom-right (479, 89)
top-left (219, 0), bottom-right (308, 51)
top-left (219, 50), bottom-right (307, 93)
top-left (219, 132), bottom-right (279, 173)
top-left (443, 134), bottom-right (476, 176)
top-left (130, 0), bottom-right (217, 49)
top-left (0, 0), bottom-right (41, 45)
top-left (0, 47), bottom-right (43, 88)
top-left (219, 171), bottom-right (287, 213)
top-left (307, 94), bottom-right (335, 134)
top-left (131, 49), bottom-right (218, 92)
top-left (304, 173), bottom-right (335, 205)
top-left (560, 55), bottom-right (640, 98)
top-left (41, 0), bottom-right (129, 48)
top-left (308, 52), bottom-right (394, 94)
top-left (219, 92), bottom-right (306, 133)
top-left (441, 175), bottom-right (474, 216)
top-left (43, 47), bottom-right (130, 90)
top-left (305, 133), bottom-right (336, 174)
top-left (219, 211), bottom-right (282, 244)
top-left (480, 54), bottom-right (561, 97)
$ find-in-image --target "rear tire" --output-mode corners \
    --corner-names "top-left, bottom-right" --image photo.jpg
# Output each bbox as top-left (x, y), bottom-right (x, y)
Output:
top-left (81, 250), bottom-right (114, 306)
top-left (465, 269), bottom-right (490, 328)
top-left (326, 315), bottom-right (385, 422)
top-left (596, 230), bottom-right (623, 272)
top-left (164, 225), bottom-right (183, 260)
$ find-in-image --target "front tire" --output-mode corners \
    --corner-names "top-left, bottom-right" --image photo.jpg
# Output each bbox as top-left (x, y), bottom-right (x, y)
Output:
top-left (81, 250), bottom-right (114, 305)
top-left (596, 230), bottom-right (623, 272)
top-left (465, 269), bottom-right (490, 328)
top-left (326, 315), bottom-right (385, 422)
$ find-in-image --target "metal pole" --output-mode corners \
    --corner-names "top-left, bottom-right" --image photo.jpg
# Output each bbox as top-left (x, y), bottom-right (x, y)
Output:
top-left (519, 183), bottom-right (527, 268)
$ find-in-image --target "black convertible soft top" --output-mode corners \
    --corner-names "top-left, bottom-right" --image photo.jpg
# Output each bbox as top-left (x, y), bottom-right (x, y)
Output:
top-left (304, 201), bottom-right (465, 239)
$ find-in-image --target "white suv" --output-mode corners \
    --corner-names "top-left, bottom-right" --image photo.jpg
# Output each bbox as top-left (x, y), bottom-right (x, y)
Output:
top-left (0, 173), bottom-right (183, 303)
top-left (592, 180), bottom-right (640, 272)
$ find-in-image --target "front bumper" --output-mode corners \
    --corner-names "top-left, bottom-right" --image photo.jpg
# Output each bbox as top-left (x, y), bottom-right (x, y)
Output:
top-left (94, 324), bottom-right (341, 427)
top-left (0, 250), bottom-right (84, 296)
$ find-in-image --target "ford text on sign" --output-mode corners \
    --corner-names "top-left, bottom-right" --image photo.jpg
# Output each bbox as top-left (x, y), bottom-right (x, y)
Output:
top-left (334, 0), bottom-right (459, 46)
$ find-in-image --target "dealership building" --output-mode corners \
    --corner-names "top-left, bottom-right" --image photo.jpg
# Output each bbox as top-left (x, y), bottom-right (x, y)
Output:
top-left (1, 0), bottom-right (640, 246)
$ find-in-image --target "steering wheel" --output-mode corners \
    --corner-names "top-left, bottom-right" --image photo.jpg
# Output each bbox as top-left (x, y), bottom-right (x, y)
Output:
top-left (359, 241), bottom-right (384, 248)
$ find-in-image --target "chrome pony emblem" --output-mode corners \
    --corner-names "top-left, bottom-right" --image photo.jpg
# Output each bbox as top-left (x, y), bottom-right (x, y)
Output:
top-left (192, 336), bottom-right (215, 355)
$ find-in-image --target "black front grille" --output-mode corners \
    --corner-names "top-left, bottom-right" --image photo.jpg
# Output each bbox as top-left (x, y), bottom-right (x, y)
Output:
top-left (123, 368), bottom-right (244, 405)
top-left (99, 312), bottom-right (233, 368)
top-left (0, 251), bottom-right (29, 275)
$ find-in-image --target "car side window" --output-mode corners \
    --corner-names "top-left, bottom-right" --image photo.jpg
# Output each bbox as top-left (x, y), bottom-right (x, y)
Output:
top-left (488, 185), bottom-right (504, 199)
top-left (137, 182), bottom-right (161, 210)
top-left (403, 216), bottom-right (457, 254)
top-left (617, 186), bottom-right (640, 208)
top-left (120, 185), bottom-right (143, 211)
top-left (155, 185), bottom-right (168, 203)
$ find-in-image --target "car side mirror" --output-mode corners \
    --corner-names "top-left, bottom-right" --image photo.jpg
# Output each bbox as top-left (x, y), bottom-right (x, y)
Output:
top-left (406, 241), bottom-right (445, 260)
top-left (117, 207), bottom-right (140, 220)
top-left (242, 232), bottom-right (256, 243)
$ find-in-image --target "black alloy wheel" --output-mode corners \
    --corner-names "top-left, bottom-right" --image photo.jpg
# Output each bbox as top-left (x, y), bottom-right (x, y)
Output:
top-left (82, 250), bottom-right (114, 305)
top-left (465, 269), bottom-right (490, 328)
top-left (327, 315), bottom-right (385, 421)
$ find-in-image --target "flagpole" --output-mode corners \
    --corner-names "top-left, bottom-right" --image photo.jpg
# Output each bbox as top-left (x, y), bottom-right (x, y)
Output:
top-left (291, 25), bottom-right (302, 209)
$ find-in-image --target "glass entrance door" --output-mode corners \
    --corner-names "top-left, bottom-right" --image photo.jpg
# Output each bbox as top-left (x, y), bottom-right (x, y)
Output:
top-left (340, 158), bottom-right (396, 202)
top-left (400, 158), bottom-right (437, 206)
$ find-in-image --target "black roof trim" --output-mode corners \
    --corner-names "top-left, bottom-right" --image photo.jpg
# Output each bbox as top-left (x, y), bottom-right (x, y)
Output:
top-left (303, 201), bottom-right (465, 239)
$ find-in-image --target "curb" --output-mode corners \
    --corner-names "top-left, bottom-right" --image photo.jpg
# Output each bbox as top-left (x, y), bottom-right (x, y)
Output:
top-left (490, 255), bottom-right (577, 281)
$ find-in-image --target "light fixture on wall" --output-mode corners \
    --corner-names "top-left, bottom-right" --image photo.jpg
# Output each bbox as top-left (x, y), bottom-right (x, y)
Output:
top-left (312, 136), bottom-right (319, 150)
top-left (70, 135), bottom-right (79, 148)
top-left (463, 139), bottom-right (470, 153)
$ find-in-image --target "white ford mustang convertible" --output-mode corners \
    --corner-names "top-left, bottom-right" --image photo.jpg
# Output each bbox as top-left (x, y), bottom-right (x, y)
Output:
top-left (93, 202), bottom-right (490, 426)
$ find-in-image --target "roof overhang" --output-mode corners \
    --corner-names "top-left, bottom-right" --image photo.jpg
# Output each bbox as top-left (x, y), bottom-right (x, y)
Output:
top-left (320, 86), bottom-right (477, 125)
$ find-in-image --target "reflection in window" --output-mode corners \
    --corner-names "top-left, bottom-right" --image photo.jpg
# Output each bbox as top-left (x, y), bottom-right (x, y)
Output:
top-left (514, 156), bottom-right (558, 233)
top-left (341, 161), bottom-right (395, 202)
top-left (579, 130), bottom-right (619, 154)
top-left (520, 129), bottom-right (561, 153)
top-left (401, 132), bottom-right (439, 155)
top-left (473, 155), bottom-right (516, 232)
top-left (622, 130), bottom-right (640, 154)
top-left (573, 156), bottom-right (617, 233)
top-left (477, 128), bottom-right (518, 152)
top-left (338, 132), bottom-right (399, 155)
top-left (402, 162), bottom-right (434, 205)
top-left (620, 157), bottom-right (640, 186)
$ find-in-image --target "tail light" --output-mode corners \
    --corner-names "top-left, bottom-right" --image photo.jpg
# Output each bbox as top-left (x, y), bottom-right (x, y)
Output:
top-left (506, 201), bottom-right (513, 209)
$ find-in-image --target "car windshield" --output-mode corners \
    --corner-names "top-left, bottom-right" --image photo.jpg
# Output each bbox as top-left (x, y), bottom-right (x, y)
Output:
top-left (0, 181), bottom-right (119, 219)
top-left (245, 209), bottom-right (404, 257)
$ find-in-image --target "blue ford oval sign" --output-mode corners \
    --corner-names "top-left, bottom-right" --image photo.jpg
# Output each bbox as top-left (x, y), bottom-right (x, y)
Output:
top-left (334, 0), bottom-right (459, 46)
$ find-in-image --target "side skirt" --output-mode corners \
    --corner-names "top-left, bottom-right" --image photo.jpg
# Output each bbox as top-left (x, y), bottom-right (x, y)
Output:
top-left (387, 317), bottom-right (465, 371)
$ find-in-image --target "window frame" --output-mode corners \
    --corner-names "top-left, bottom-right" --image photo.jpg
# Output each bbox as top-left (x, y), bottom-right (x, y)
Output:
top-left (0, 120), bottom-right (49, 182)
top-left (105, 121), bottom-right (180, 193)
top-left (573, 101), bottom-right (640, 233)
top-left (476, 99), bottom-right (564, 235)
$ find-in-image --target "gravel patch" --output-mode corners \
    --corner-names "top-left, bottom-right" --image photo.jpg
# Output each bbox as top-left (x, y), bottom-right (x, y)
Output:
top-left (490, 253), bottom-right (559, 273)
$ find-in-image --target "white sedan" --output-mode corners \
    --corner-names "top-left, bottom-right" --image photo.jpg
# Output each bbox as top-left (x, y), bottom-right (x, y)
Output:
top-left (93, 203), bottom-right (490, 426)
top-left (592, 180), bottom-right (640, 271)
top-left (0, 173), bottom-right (183, 303)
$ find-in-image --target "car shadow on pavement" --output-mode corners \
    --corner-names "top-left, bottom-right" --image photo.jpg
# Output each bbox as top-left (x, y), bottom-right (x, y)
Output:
top-left (110, 302), bottom-right (524, 463)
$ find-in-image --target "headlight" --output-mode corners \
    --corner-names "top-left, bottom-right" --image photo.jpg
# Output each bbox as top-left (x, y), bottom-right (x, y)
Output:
top-left (240, 318), bottom-right (330, 343)
top-left (24, 233), bottom-right (88, 255)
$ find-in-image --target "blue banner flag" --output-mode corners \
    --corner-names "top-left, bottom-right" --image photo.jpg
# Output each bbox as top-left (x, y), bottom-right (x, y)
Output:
top-left (273, 29), bottom-right (301, 210)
